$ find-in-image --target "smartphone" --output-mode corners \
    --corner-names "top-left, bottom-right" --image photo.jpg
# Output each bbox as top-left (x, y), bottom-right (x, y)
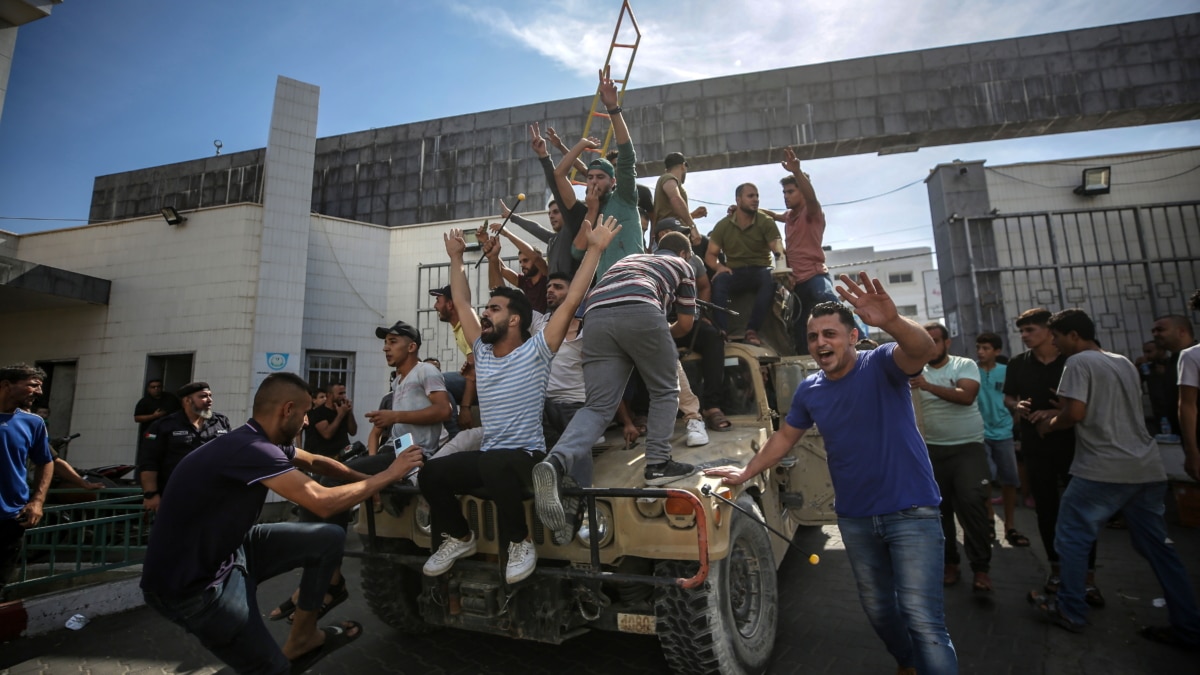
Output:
top-left (394, 433), bottom-right (419, 481)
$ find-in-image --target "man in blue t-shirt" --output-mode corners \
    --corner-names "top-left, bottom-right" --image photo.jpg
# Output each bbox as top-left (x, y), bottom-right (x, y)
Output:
top-left (140, 372), bottom-right (423, 674)
top-left (1, 364), bottom-right (54, 594)
top-left (706, 274), bottom-right (958, 675)
top-left (419, 216), bottom-right (618, 586)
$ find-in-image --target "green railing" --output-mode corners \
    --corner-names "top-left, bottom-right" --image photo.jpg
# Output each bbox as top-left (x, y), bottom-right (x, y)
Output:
top-left (3, 488), bottom-right (152, 599)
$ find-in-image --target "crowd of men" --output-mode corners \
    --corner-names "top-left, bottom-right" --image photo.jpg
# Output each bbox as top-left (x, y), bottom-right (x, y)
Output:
top-left (3, 68), bottom-right (1198, 673)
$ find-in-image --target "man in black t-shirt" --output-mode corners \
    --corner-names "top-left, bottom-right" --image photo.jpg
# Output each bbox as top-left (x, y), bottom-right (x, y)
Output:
top-left (140, 372), bottom-right (422, 674)
top-left (1002, 308), bottom-right (1100, 602)
top-left (138, 381), bottom-right (230, 511)
top-left (133, 379), bottom-right (180, 438)
top-left (305, 382), bottom-right (357, 457)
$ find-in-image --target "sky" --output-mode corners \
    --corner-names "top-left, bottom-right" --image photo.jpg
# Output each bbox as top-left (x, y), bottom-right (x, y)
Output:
top-left (1, 0), bottom-right (1197, 259)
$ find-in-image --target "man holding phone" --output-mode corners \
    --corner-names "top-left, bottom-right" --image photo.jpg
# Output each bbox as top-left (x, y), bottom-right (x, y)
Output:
top-left (365, 320), bottom-right (453, 461)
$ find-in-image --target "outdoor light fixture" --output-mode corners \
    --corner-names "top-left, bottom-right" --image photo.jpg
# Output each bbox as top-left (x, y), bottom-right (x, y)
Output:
top-left (160, 206), bottom-right (187, 226)
top-left (1074, 166), bottom-right (1111, 196)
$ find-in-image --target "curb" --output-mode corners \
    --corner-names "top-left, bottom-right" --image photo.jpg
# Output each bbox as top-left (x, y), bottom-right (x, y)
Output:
top-left (0, 576), bottom-right (144, 641)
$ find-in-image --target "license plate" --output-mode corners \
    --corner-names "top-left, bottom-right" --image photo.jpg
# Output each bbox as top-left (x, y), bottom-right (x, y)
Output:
top-left (617, 613), bottom-right (656, 635)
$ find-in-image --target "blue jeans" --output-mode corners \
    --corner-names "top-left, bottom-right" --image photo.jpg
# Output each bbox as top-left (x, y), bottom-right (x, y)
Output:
top-left (143, 522), bottom-right (346, 674)
top-left (1055, 478), bottom-right (1200, 640)
top-left (792, 274), bottom-right (870, 353)
top-left (838, 506), bottom-right (958, 674)
top-left (711, 266), bottom-right (774, 333)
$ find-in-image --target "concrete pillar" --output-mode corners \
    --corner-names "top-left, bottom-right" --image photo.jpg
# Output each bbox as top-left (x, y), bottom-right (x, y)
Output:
top-left (926, 160), bottom-right (992, 356)
top-left (247, 76), bottom-right (320, 407)
top-left (0, 25), bottom-right (16, 127)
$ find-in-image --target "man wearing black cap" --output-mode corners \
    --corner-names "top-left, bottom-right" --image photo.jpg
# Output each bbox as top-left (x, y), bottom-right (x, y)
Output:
top-left (652, 152), bottom-right (707, 234)
top-left (430, 284), bottom-right (477, 431)
top-left (138, 381), bottom-right (231, 511)
top-left (365, 321), bottom-right (453, 460)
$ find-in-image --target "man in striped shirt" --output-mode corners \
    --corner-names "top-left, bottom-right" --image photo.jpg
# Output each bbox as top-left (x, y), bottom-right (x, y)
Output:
top-left (533, 232), bottom-right (699, 541)
top-left (419, 216), bottom-right (620, 586)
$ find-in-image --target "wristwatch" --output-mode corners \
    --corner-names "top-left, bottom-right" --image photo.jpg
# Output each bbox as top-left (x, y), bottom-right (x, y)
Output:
top-left (142, 491), bottom-right (158, 499)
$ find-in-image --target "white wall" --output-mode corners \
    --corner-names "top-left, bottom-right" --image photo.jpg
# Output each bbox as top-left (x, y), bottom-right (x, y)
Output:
top-left (0, 204), bottom-right (263, 466)
top-left (826, 245), bottom-right (937, 325)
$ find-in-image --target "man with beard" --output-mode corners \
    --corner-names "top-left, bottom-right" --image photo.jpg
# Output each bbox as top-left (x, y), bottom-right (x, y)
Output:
top-left (500, 193), bottom-right (580, 278)
top-left (705, 275), bottom-right (957, 675)
top-left (305, 382), bottom-right (358, 458)
top-left (1, 364), bottom-right (54, 595)
top-left (420, 216), bottom-right (618, 585)
top-left (1151, 313), bottom-right (1197, 435)
top-left (141, 372), bottom-right (424, 674)
top-left (138, 381), bottom-right (231, 511)
top-left (483, 225), bottom-right (550, 313)
top-left (911, 323), bottom-right (992, 594)
top-left (706, 183), bottom-right (784, 346)
top-left (1026, 309), bottom-right (1200, 649)
top-left (652, 151), bottom-right (707, 232)
top-left (552, 67), bottom-right (646, 279)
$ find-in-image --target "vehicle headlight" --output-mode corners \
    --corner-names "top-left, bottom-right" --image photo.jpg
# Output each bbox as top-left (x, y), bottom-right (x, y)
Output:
top-left (577, 501), bottom-right (614, 548)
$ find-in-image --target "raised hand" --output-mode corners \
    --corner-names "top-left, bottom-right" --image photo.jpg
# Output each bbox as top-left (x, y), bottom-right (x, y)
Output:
top-left (529, 123), bottom-right (548, 157)
top-left (781, 146), bottom-right (801, 175)
top-left (690, 206), bottom-right (708, 219)
top-left (546, 126), bottom-right (567, 151)
top-left (483, 235), bottom-right (501, 258)
top-left (598, 66), bottom-right (618, 109)
top-left (835, 272), bottom-right (898, 328)
top-left (498, 198), bottom-right (512, 219)
top-left (444, 228), bottom-right (467, 258)
top-left (584, 215), bottom-right (622, 251)
top-left (578, 135), bottom-right (602, 151)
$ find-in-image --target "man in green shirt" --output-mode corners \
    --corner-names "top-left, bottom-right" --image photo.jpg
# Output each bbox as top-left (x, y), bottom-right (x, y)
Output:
top-left (705, 183), bottom-right (784, 345)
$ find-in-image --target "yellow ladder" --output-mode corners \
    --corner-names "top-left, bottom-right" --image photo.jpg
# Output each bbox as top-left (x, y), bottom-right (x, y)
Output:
top-left (569, 0), bottom-right (642, 184)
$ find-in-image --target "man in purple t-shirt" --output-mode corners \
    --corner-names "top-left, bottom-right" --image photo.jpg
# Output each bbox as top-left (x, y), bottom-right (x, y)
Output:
top-left (141, 373), bottom-right (423, 674)
top-left (706, 274), bottom-right (958, 675)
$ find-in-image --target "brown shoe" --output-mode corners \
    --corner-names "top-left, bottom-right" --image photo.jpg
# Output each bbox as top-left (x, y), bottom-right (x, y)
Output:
top-left (973, 572), bottom-right (993, 593)
top-left (943, 564), bottom-right (960, 586)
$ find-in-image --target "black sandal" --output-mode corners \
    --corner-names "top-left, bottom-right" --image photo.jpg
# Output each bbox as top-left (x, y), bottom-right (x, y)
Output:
top-left (269, 596), bottom-right (297, 622)
top-left (1005, 529), bottom-right (1030, 547)
top-left (287, 578), bottom-right (350, 623)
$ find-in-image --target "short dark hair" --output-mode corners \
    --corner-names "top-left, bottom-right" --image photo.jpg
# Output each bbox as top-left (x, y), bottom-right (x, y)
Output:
top-left (322, 381), bottom-right (345, 395)
top-left (1190, 289), bottom-right (1200, 313)
top-left (976, 332), bottom-right (1002, 350)
top-left (735, 183), bottom-right (757, 199)
top-left (810, 302), bottom-right (858, 333)
top-left (780, 175), bottom-right (798, 188)
top-left (547, 199), bottom-right (558, 210)
top-left (1015, 308), bottom-right (1052, 328)
top-left (1048, 308), bottom-right (1096, 342)
top-left (146, 379), bottom-right (163, 386)
top-left (252, 372), bottom-right (312, 416)
top-left (1, 363), bottom-right (46, 384)
top-left (855, 338), bottom-right (879, 351)
top-left (490, 286), bottom-right (533, 339)
top-left (656, 232), bottom-right (691, 256)
top-left (606, 150), bottom-right (619, 163)
top-left (923, 322), bottom-right (949, 341)
top-left (1155, 313), bottom-right (1194, 336)
top-left (548, 272), bottom-right (571, 284)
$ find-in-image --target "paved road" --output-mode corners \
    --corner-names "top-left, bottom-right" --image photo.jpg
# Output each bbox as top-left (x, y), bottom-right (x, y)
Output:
top-left (2, 505), bottom-right (1197, 674)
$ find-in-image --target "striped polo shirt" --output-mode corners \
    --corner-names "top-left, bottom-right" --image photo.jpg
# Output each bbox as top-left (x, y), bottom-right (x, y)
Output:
top-left (584, 251), bottom-right (697, 317)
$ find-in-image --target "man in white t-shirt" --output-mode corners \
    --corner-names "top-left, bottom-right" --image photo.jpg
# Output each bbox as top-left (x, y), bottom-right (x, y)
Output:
top-left (912, 322), bottom-right (992, 594)
top-left (1029, 308), bottom-right (1200, 649)
top-left (418, 217), bottom-right (618, 585)
top-left (1179, 290), bottom-right (1200, 483)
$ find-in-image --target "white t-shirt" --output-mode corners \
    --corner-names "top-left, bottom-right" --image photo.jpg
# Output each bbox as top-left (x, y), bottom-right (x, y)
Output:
top-left (390, 362), bottom-right (447, 455)
top-left (1178, 343), bottom-right (1200, 389)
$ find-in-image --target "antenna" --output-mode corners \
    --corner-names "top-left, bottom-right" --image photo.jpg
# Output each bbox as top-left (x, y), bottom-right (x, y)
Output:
top-left (214, 139), bottom-right (223, 156)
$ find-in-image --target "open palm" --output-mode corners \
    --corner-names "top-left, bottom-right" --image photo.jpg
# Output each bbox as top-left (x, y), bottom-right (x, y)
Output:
top-left (835, 272), bottom-right (898, 328)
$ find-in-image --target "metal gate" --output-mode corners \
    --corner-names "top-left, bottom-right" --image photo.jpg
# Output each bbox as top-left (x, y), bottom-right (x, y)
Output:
top-left (415, 254), bottom-right (520, 373)
top-left (963, 201), bottom-right (1200, 358)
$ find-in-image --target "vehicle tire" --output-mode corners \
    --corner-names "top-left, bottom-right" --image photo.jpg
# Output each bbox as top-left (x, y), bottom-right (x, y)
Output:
top-left (654, 495), bottom-right (778, 675)
top-left (358, 536), bottom-right (437, 634)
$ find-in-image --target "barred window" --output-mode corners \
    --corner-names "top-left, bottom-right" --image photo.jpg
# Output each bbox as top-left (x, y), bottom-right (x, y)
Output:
top-left (888, 271), bottom-right (914, 284)
top-left (305, 351), bottom-right (354, 398)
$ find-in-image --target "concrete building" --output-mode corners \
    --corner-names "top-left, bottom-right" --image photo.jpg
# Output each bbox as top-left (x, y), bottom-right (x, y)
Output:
top-left (926, 146), bottom-right (1200, 358)
top-left (825, 245), bottom-right (938, 326)
top-left (0, 1), bottom-right (61, 125)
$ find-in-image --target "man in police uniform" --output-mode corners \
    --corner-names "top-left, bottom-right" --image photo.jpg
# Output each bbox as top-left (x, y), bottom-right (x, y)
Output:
top-left (138, 381), bottom-right (230, 510)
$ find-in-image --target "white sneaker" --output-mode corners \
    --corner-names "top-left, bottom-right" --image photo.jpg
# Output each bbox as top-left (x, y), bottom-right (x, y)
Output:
top-left (423, 532), bottom-right (477, 576)
top-left (686, 418), bottom-right (709, 447)
top-left (506, 539), bottom-right (537, 584)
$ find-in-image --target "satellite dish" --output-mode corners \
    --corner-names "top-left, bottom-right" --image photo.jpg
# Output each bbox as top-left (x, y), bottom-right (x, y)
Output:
top-left (214, 139), bottom-right (223, 156)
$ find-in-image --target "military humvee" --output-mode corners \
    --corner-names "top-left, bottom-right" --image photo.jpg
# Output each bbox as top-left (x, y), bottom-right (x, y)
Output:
top-left (352, 289), bottom-right (838, 675)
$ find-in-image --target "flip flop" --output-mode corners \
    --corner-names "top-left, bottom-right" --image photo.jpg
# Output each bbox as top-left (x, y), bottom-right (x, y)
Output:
top-left (703, 408), bottom-right (732, 432)
top-left (287, 578), bottom-right (349, 624)
top-left (290, 621), bottom-right (363, 674)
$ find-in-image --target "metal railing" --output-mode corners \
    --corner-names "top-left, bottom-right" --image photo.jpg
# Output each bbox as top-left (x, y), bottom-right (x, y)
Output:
top-left (3, 488), bottom-right (151, 599)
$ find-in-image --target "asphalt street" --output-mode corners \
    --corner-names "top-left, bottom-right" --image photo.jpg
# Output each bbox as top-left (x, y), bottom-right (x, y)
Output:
top-left (2, 504), bottom-right (1198, 674)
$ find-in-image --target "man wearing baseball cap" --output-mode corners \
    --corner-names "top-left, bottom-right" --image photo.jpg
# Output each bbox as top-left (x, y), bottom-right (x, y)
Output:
top-left (430, 285), bottom-right (477, 431)
top-left (652, 152), bottom-right (708, 235)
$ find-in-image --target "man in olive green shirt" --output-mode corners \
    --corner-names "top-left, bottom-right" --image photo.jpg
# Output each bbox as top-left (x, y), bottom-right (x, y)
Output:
top-left (705, 183), bottom-right (783, 345)
top-left (652, 152), bottom-right (707, 232)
